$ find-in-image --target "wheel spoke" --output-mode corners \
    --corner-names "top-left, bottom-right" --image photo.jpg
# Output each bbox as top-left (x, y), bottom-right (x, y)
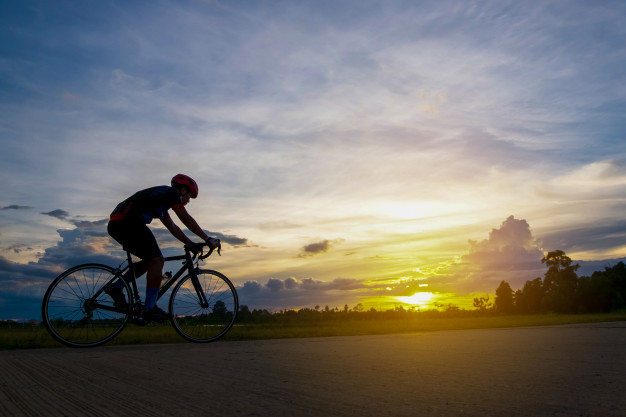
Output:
top-left (42, 264), bottom-right (130, 347)
top-left (170, 270), bottom-right (238, 343)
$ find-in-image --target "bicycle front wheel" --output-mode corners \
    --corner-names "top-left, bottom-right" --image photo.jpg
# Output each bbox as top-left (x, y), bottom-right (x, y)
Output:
top-left (170, 269), bottom-right (238, 343)
top-left (41, 264), bottom-right (131, 347)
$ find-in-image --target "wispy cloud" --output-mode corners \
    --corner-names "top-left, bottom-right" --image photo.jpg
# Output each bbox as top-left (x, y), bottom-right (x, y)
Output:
top-left (2, 205), bottom-right (32, 210)
top-left (298, 239), bottom-right (344, 258)
top-left (41, 209), bottom-right (70, 220)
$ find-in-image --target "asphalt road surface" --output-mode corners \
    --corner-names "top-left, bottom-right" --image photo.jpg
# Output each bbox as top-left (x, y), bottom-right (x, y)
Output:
top-left (1, 322), bottom-right (625, 416)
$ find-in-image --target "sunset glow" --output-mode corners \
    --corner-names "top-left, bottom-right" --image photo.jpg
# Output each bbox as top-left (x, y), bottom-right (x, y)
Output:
top-left (1, 1), bottom-right (625, 320)
top-left (396, 292), bottom-right (436, 308)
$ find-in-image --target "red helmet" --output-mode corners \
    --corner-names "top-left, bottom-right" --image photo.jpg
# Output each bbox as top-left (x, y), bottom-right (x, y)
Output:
top-left (171, 174), bottom-right (198, 198)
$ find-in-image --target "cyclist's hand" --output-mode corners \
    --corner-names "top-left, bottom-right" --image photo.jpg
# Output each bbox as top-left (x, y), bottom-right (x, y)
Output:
top-left (205, 237), bottom-right (221, 256)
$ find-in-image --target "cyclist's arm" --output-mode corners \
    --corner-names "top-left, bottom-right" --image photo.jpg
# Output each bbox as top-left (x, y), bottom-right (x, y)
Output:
top-left (172, 206), bottom-right (210, 241)
top-left (160, 214), bottom-right (194, 245)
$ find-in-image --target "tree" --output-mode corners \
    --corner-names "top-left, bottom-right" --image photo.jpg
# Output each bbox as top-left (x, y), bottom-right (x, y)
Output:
top-left (576, 275), bottom-right (612, 313)
top-left (473, 296), bottom-right (493, 311)
top-left (237, 305), bottom-right (252, 322)
top-left (515, 278), bottom-right (545, 313)
top-left (494, 281), bottom-right (515, 314)
top-left (577, 262), bottom-right (626, 312)
top-left (541, 250), bottom-right (579, 313)
top-left (212, 300), bottom-right (227, 318)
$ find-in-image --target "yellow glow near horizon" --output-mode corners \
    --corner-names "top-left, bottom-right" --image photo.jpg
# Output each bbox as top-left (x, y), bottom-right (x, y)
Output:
top-left (395, 292), bottom-right (435, 307)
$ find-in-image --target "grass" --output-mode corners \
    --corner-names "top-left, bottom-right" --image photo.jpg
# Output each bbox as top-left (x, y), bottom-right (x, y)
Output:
top-left (224, 312), bottom-right (626, 341)
top-left (2, 312), bottom-right (625, 350)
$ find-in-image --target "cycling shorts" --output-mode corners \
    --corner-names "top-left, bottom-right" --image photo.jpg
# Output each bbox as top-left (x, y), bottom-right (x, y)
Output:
top-left (107, 220), bottom-right (162, 260)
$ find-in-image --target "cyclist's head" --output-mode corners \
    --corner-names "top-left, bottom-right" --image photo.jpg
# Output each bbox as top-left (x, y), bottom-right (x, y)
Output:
top-left (171, 174), bottom-right (198, 198)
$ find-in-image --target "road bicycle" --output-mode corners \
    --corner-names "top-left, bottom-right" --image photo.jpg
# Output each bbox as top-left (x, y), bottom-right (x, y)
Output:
top-left (41, 241), bottom-right (238, 348)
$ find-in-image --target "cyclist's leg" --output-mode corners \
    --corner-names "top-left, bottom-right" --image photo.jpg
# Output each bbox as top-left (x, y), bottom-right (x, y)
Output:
top-left (108, 221), bottom-right (149, 288)
top-left (108, 220), bottom-right (162, 304)
top-left (145, 255), bottom-right (165, 310)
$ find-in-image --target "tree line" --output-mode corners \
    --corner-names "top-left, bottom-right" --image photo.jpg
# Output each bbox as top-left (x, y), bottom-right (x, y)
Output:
top-left (493, 250), bottom-right (626, 314)
top-left (234, 303), bottom-right (475, 324)
top-left (235, 249), bottom-right (626, 324)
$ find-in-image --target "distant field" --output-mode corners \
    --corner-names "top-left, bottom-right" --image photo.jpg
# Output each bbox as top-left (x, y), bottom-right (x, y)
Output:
top-left (2, 313), bottom-right (625, 350)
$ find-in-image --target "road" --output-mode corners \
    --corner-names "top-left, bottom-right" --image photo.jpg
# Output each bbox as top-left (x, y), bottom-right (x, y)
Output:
top-left (1, 322), bottom-right (625, 416)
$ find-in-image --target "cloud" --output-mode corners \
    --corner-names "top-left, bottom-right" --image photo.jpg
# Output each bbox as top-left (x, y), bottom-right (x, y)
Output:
top-left (0, 256), bottom-right (57, 320)
top-left (536, 159), bottom-right (626, 201)
top-left (466, 216), bottom-right (543, 261)
top-left (298, 239), bottom-right (344, 258)
top-left (209, 231), bottom-right (249, 247)
top-left (2, 205), bottom-right (32, 210)
top-left (36, 229), bottom-right (119, 270)
top-left (70, 218), bottom-right (108, 228)
top-left (0, 244), bottom-right (33, 254)
top-left (540, 220), bottom-right (626, 258)
top-left (150, 227), bottom-right (249, 248)
top-left (238, 276), bottom-right (368, 310)
top-left (41, 209), bottom-right (70, 220)
top-left (301, 240), bottom-right (331, 256)
top-left (448, 216), bottom-right (546, 292)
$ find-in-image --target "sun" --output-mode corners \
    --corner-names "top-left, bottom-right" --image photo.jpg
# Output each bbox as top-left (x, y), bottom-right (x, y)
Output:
top-left (396, 292), bottom-right (435, 307)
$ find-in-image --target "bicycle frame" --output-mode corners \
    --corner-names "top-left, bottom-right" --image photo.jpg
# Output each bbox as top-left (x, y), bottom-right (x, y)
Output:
top-left (91, 246), bottom-right (209, 316)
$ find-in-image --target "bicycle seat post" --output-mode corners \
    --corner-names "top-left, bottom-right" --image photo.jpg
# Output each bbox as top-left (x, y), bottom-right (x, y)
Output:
top-left (123, 246), bottom-right (141, 304)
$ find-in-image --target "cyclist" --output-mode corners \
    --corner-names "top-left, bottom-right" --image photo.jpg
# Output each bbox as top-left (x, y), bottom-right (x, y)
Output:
top-left (106, 174), bottom-right (218, 322)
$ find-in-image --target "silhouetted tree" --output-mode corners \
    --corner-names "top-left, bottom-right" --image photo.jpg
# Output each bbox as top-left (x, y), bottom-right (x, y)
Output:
top-left (238, 305), bottom-right (252, 322)
top-left (576, 275), bottom-right (612, 313)
top-left (212, 300), bottom-right (227, 318)
top-left (473, 296), bottom-right (493, 311)
top-left (578, 262), bottom-right (626, 312)
top-left (515, 278), bottom-right (545, 313)
top-left (495, 281), bottom-right (515, 314)
top-left (542, 250), bottom-right (579, 313)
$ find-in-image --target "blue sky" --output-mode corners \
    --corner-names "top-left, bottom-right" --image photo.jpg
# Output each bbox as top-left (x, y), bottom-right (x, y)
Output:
top-left (1, 0), bottom-right (626, 320)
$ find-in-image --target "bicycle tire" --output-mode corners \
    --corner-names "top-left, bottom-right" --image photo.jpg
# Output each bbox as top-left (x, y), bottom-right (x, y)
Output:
top-left (169, 269), bottom-right (238, 343)
top-left (41, 263), bottom-right (131, 347)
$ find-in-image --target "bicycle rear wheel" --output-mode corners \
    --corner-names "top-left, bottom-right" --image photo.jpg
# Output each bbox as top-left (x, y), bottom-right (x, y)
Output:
top-left (41, 264), bottom-right (131, 347)
top-left (169, 269), bottom-right (238, 343)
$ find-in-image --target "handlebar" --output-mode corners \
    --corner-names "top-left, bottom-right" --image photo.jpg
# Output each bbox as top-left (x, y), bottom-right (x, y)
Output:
top-left (185, 239), bottom-right (221, 260)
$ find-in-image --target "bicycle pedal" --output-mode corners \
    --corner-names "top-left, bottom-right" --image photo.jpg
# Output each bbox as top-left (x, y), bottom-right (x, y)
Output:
top-left (132, 317), bottom-right (148, 326)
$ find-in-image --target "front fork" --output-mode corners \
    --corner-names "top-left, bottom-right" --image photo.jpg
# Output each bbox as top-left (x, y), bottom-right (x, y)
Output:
top-left (191, 268), bottom-right (210, 309)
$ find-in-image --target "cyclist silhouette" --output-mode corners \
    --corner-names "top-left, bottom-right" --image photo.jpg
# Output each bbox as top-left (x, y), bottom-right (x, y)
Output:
top-left (106, 174), bottom-right (218, 321)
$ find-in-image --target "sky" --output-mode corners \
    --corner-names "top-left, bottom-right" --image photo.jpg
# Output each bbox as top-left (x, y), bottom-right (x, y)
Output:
top-left (1, 0), bottom-right (626, 320)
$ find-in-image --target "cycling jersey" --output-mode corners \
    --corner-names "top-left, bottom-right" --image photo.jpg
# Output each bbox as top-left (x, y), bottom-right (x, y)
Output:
top-left (109, 186), bottom-right (184, 224)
